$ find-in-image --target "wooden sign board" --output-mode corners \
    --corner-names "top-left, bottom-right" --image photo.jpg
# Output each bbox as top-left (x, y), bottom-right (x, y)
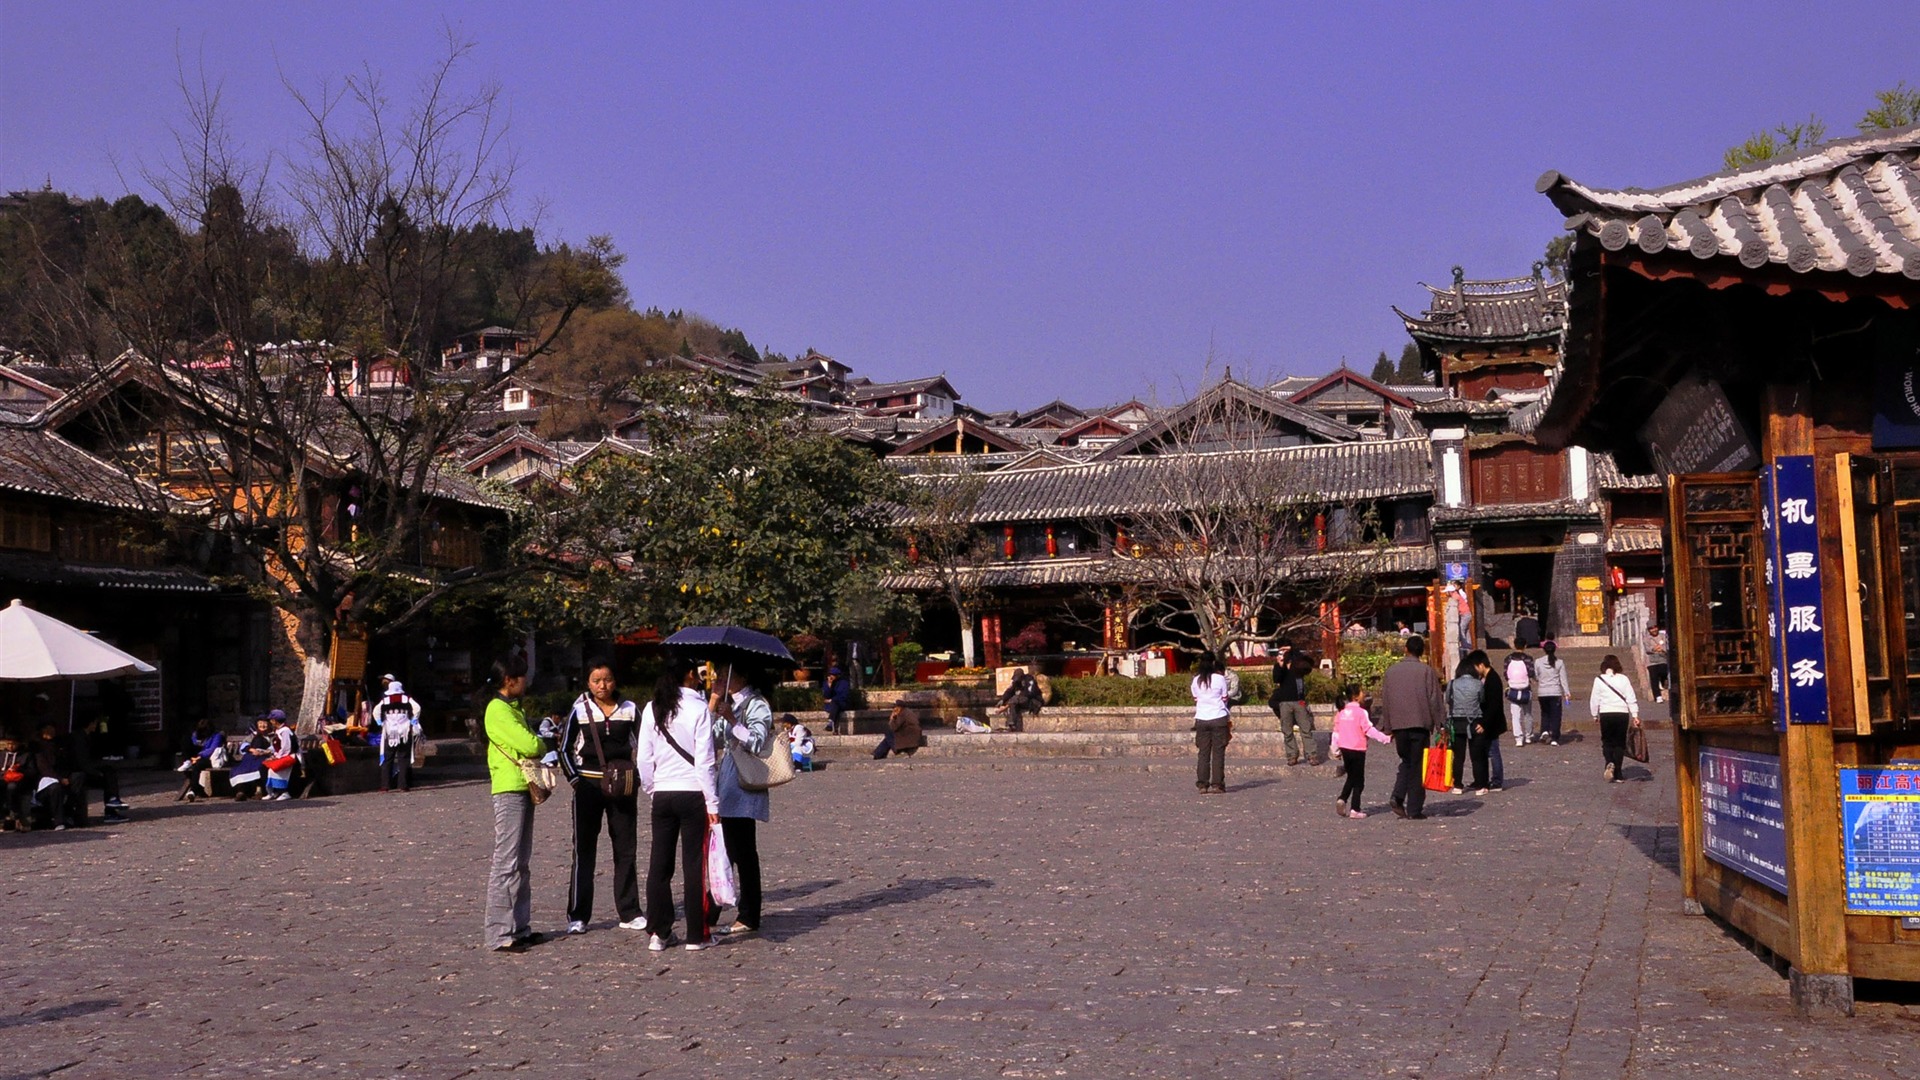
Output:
top-left (329, 626), bottom-right (369, 682)
top-left (1640, 376), bottom-right (1760, 475)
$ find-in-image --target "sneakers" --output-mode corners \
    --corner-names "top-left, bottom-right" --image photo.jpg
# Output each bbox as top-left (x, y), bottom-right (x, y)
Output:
top-left (684, 940), bottom-right (707, 951)
top-left (1471, 787), bottom-right (1489, 796)
top-left (566, 920), bottom-right (587, 935)
top-left (105, 798), bottom-right (127, 810)
top-left (715, 921), bottom-right (754, 936)
top-left (1334, 798), bottom-right (1348, 818)
top-left (104, 812), bottom-right (128, 824)
top-left (1208, 785), bottom-right (1225, 795)
top-left (1349, 810), bottom-right (1368, 819)
top-left (618, 916), bottom-right (648, 932)
top-left (1448, 787), bottom-right (1464, 795)
top-left (272, 793), bottom-right (291, 801)
top-left (53, 825), bottom-right (67, 832)
top-left (1549, 739), bottom-right (1561, 746)
top-left (648, 934), bottom-right (674, 952)
top-left (1603, 762), bottom-right (1616, 781)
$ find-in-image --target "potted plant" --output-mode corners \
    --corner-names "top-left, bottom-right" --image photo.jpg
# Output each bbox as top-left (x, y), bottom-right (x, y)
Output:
top-left (788, 632), bottom-right (826, 682)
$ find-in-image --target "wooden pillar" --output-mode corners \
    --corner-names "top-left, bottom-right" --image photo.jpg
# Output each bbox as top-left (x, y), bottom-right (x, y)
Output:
top-left (981, 613), bottom-right (1003, 669)
top-left (1764, 383), bottom-right (1853, 1016)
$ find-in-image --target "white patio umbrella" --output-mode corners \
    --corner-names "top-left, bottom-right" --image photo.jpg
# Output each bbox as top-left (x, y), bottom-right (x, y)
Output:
top-left (0, 598), bottom-right (157, 733)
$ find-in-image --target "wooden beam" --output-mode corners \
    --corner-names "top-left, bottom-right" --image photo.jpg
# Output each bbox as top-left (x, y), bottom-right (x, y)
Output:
top-left (1833, 452), bottom-right (1874, 737)
top-left (1764, 383), bottom-right (1854, 1015)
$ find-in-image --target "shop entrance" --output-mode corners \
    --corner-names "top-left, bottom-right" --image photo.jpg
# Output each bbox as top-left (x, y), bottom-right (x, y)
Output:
top-left (1477, 549), bottom-right (1556, 647)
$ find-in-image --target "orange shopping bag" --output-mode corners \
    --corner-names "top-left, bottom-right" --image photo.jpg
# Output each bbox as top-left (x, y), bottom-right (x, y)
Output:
top-left (1422, 729), bottom-right (1453, 792)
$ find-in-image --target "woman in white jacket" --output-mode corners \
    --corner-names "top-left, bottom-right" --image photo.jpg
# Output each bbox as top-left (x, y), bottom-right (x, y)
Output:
top-left (1587, 655), bottom-right (1639, 783)
top-left (638, 659), bottom-right (719, 952)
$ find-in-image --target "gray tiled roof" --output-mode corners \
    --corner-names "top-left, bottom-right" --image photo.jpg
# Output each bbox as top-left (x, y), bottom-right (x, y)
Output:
top-left (1430, 499), bottom-right (1602, 527)
top-left (1591, 452), bottom-right (1663, 491)
top-left (909, 438), bottom-right (1435, 524)
top-left (1396, 269), bottom-right (1567, 342)
top-left (1607, 526), bottom-right (1664, 554)
top-left (1539, 125), bottom-right (1920, 279)
top-left (0, 551), bottom-right (216, 593)
top-left (0, 424), bottom-right (164, 510)
top-left (885, 543), bottom-right (1437, 590)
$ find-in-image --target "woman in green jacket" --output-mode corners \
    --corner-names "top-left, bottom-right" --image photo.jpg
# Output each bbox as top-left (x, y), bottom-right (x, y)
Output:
top-left (483, 654), bottom-right (546, 952)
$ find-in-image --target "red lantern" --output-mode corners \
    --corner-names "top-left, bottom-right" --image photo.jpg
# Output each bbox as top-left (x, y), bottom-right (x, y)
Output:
top-left (1004, 526), bottom-right (1016, 559)
top-left (1494, 578), bottom-right (1511, 591)
top-left (1046, 525), bottom-right (1057, 558)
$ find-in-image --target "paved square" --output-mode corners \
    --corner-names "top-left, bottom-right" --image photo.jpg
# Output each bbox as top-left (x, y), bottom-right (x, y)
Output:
top-left (5, 731), bottom-right (1919, 1078)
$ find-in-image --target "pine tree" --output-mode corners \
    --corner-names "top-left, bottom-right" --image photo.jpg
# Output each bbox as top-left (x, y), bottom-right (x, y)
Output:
top-left (1395, 343), bottom-right (1424, 385)
top-left (1369, 351), bottom-right (1393, 383)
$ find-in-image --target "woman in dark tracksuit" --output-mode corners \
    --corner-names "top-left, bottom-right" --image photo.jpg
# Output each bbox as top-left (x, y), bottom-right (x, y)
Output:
top-left (560, 659), bottom-right (644, 936)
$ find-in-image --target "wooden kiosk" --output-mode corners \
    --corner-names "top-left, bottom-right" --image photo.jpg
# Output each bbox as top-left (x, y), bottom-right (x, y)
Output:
top-left (1535, 129), bottom-right (1920, 1015)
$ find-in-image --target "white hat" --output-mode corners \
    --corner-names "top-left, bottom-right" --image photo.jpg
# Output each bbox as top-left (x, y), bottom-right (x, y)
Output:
top-left (386, 681), bottom-right (406, 697)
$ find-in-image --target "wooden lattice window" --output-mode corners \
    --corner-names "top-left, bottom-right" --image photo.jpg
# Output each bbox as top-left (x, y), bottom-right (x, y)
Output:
top-left (1837, 453), bottom-right (1920, 732)
top-left (1668, 474), bottom-right (1771, 726)
top-left (0, 501), bottom-right (52, 552)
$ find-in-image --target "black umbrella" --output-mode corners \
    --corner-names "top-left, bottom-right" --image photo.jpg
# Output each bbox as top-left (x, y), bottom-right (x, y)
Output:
top-left (661, 626), bottom-right (796, 668)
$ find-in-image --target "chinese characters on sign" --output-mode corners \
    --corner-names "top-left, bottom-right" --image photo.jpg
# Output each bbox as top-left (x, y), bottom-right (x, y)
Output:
top-left (1700, 747), bottom-right (1789, 893)
top-left (1840, 766), bottom-right (1920, 915)
top-left (1760, 457), bottom-right (1828, 729)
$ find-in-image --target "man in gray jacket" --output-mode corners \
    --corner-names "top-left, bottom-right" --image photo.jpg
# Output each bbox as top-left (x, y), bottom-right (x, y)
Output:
top-left (1377, 636), bottom-right (1446, 819)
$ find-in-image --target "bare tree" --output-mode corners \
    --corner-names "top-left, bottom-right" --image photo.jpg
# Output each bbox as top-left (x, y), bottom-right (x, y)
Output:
top-left (16, 39), bottom-right (621, 725)
top-left (1105, 382), bottom-right (1398, 659)
top-left (899, 465), bottom-right (996, 669)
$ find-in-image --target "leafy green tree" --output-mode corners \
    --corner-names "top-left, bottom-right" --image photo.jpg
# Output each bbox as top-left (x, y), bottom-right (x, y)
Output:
top-left (1368, 351), bottom-right (1393, 383)
top-left (1543, 234), bottom-right (1572, 281)
top-left (550, 372), bottom-right (905, 639)
top-left (1860, 82), bottom-right (1920, 132)
top-left (1394, 342), bottom-right (1424, 385)
top-left (1724, 115), bottom-right (1827, 169)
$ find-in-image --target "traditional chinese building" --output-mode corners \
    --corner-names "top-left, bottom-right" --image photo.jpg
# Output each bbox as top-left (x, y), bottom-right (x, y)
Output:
top-left (1534, 126), bottom-right (1920, 1014)
top-left (1398, 265), bottom-right (1662, 644)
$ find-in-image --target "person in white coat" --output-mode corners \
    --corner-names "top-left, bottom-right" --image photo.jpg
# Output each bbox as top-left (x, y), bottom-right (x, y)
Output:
top-left (1587, 655), bottom-right (1639, 783)
top-left (637, 658), bottom-right (719, 952)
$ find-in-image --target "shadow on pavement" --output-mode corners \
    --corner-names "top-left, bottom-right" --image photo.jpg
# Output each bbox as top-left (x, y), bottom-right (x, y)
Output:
top-left (763, 875), bottom-right (994, 942)
top-left (1616, 823), bottom-right (1680, 877)
top-left (764, 878), bottom-right (843, 903)
top-left (0, 828), bottom-right (112, 849)
top-left (0, 998), bottom-right (119, 1031)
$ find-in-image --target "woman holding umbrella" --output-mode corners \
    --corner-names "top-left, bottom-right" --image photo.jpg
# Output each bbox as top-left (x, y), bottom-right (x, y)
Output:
top-left (658, 626), bottom-right (793, 938)
top-left (708, 663), bottom-right (775, 937)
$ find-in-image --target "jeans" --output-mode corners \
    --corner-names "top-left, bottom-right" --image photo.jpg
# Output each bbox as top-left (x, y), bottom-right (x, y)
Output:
top-left (1491, 737), bottom-right (1504, 788)
top-left (1273, 701), bottom-right (1315, 763)
top-left (646, 790), bottom-right (710, 943)
top-left (485, 792), bottom-right (535, 948)
top-left (1194, 719), bottom-right (1229, 790)
top-left (707, 817), bottom-right (762, 930)
top-left (1537, 696), bottom-right (1564, 742)
top-left (1599, 713), bottom-right (1630, 778)
top-left (1337, 748), bottom-right (1368, 811)
top-left (569, 780), bottom-right (641, 924)
top-left (1469, 730), bottom-right (1495, 790)
top-left (1391, 729), bottom-right (1430, 816)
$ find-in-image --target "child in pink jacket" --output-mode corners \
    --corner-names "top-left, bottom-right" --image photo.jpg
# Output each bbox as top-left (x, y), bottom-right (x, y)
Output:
top-left (1333, 685), bottom-right (1391, 819)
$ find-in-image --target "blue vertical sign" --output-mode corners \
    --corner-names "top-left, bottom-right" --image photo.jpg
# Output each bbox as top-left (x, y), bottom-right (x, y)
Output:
top-left (1761, 456), bottom-right (1828, 729)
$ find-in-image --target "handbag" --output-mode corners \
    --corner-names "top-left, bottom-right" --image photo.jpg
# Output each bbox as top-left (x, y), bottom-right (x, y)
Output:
top-left (730, 730), bottom-right (796, 792)
top-left (705, 826), bottom-right (738, 906)
top-left (263, 754), bottom-right (299, 771)
top-left (320, 737), bottom-right (346, 766)
top-left (583, 703), bottom-right (638, 800)
top-left (1422, 729), bottom-right (1454, 793)
top-left (1506, 687), bottom-right (1532, 706)
top-left (1626, 721), bottom-right (1650, 764)
top-left (488, 734), bottom-right (557, 805)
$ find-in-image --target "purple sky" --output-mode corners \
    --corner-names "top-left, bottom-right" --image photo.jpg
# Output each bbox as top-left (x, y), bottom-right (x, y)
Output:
top-left (5, 3), bottom-right (1919, 411)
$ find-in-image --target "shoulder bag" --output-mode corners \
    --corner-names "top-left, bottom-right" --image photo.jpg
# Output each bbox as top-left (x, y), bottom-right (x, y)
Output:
top-left (488, 732), bottom-right (557, 805)
top-left (585, 704), bottom-right (639, 799)
top-left (730, 728), bottom-right (796, 792)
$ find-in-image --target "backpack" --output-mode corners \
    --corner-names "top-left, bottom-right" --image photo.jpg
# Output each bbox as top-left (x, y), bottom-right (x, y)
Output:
top-left (380, 698), bottom-right (417, 745)
top-left (1223, 668), bottom-right (1244, 705)
top-left (1448, 674), bottom-right (1482, 718)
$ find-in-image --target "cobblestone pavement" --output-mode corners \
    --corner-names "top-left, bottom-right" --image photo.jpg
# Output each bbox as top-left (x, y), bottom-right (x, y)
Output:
top-left (4, 728), bottom-right (1919, 1079)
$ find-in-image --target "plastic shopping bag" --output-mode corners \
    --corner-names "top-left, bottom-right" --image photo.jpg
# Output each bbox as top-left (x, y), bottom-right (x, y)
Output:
top-left (706, 825), bottom-right (739, 907)
top-left (1422, 744), bottom-right (1454, 792)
